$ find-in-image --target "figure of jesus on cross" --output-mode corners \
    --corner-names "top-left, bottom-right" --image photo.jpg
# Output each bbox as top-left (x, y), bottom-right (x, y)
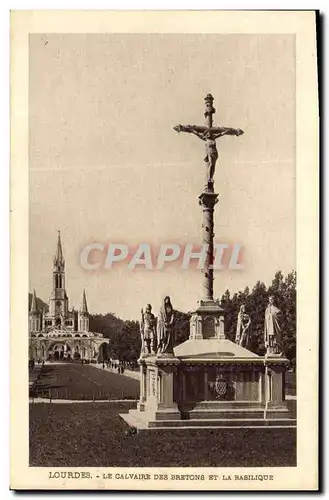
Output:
top-left (173, 94), bottom-right (244, 301)
top-left (174, 94), bottom-right (243, 191)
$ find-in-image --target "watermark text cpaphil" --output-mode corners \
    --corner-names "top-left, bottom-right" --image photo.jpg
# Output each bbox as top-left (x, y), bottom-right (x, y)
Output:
top-left (79, 242), bottom-right (245, 271)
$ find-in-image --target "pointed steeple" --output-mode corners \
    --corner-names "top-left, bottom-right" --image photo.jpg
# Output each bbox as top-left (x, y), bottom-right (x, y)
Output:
top-left (55, 230), bottom-right (64, 263)
top-left (81, 289), bottom-right (88, 314)
top-left (53, 231), bottom-right (65, 275)
top-left (30, 289), bottom-right (38, 313)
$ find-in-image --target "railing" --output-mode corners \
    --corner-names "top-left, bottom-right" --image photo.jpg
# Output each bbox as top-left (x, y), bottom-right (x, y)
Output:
top-left (29, 386), bottom-right (139, 402)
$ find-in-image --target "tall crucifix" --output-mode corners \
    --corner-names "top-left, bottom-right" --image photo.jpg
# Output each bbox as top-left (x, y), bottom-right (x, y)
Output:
top-left (174, 94), bottom-right (244, 302)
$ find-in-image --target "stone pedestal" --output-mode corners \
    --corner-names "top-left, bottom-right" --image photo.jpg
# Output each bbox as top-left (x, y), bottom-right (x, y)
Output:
top-left (174, 355), bottom-right (290, 422)
top-left (121, 338), bottom-right (295, 430)
top-left (126, 354), bottom-right (181, 427)
top-left (189, 299), bottom-right (225, 340)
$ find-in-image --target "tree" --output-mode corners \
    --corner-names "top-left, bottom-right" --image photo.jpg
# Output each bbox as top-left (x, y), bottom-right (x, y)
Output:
top-left (110, 320), bottom-right (141, 363)
top-left (89, 313), bottom-right (125, 340)
top-left (247, 280), bottom-right (268, 355)
top-left (89, 313), bottom-right (141, 364)
top-left (174, 310), bottom-right (190, 346)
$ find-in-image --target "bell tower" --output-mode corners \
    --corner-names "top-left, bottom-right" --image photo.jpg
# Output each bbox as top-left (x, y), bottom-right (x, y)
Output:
top-left (49, 231), bottom-right (68, 325)
top-left (78, 289), bottom-right (89, 332)
top-left (29, 289), bottom-right (41, 331)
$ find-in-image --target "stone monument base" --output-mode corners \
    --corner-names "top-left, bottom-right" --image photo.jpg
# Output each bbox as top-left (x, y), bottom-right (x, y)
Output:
top-left (121, 411), bottom-right (295, 430)
top-left (120, 340), bottom-right (296, 430)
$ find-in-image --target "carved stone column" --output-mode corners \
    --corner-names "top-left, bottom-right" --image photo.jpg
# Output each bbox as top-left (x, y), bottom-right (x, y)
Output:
top-left (199, 191), bottom-right (219, 302)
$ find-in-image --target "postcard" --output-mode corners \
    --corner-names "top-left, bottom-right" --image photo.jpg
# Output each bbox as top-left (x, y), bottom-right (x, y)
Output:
top-left (10, 10), bottom-right (319, 490)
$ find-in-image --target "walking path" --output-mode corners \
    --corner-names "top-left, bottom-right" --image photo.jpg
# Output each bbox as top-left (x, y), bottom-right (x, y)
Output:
top-left (92, 363), bottom-right (140, 381)
top-left (29, 398), bottom-right (137, 404)
top-left (43, 361), bottom-right (140, 380)
top-left (30, 395), bottom-right (295, 404)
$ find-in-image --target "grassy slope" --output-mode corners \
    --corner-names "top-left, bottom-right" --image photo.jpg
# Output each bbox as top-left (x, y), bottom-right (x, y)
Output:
top-left (33, 364), bottom-right (139, 400)
top-left (30, 403), bottom-right (296, 468)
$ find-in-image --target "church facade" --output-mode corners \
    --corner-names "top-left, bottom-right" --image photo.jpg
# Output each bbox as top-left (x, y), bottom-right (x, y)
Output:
top-left (29, 232), bottom-right (109, 362)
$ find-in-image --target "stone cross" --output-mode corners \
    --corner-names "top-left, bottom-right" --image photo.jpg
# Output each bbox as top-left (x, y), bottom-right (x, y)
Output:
top-left (173, 93), bottom-right (243, 193)
top-left (173, 94), bottom-right (244, 302)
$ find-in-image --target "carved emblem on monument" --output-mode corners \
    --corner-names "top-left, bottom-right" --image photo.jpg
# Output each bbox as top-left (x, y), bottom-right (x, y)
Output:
top-left (150, 371), bottom-right (156, 396)
top-left (202, 316), bottom-right (215, 339)
top-left (208, 373), bottom-right (228, 399)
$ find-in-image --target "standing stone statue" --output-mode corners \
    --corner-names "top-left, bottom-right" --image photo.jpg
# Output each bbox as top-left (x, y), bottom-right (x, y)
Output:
top-left (157, 296), bottom-right (175, 356)
top-left (140, 304), bottom-right (156, 355)
top-left (235, 304), bottom-right (251, 348)
top-left (264, 296), bottom-right (282, 355)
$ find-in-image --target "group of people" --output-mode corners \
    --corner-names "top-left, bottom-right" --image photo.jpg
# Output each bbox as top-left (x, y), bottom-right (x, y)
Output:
top-left (235, 295), bottom-right (282, 355)
top-left (140, 296), bottom-right (175, 356)
top-left (104, 361), bottom-right (127, 374)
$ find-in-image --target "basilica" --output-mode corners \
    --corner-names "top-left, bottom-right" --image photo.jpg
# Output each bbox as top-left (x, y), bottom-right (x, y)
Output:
top-left (29, 232), bottom-right (109, 362)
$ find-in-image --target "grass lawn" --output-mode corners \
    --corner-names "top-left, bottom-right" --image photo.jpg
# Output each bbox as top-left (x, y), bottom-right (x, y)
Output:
top-left (32, 364), bottom-right (139, 400)
top-left (30, 403), bottom-right (296, 467)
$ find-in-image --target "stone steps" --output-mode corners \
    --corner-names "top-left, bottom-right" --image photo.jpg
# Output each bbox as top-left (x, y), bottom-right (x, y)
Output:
top-left (120, 412), bottom-right (297, 430)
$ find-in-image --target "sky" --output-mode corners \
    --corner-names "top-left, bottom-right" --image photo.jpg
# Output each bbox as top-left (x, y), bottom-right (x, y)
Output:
top-left (29, 33), bottom-right (296, 320)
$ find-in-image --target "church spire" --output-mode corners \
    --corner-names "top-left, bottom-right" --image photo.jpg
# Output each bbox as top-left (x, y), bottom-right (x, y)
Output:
top-left (53, 231), bottom-right (65, 290)
top-left (78, 289), bottom-right (89, 332)
top-left (30, 289), bottom-right (38, 313)
top-left (54, 231), bottom-right (64, 265)
top-left (81, 289), bottom-right (88, 314)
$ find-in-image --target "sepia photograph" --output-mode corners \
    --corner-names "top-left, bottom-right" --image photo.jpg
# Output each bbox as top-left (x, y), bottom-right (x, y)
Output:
top-left (10, 10), bottom-right (319, 491)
